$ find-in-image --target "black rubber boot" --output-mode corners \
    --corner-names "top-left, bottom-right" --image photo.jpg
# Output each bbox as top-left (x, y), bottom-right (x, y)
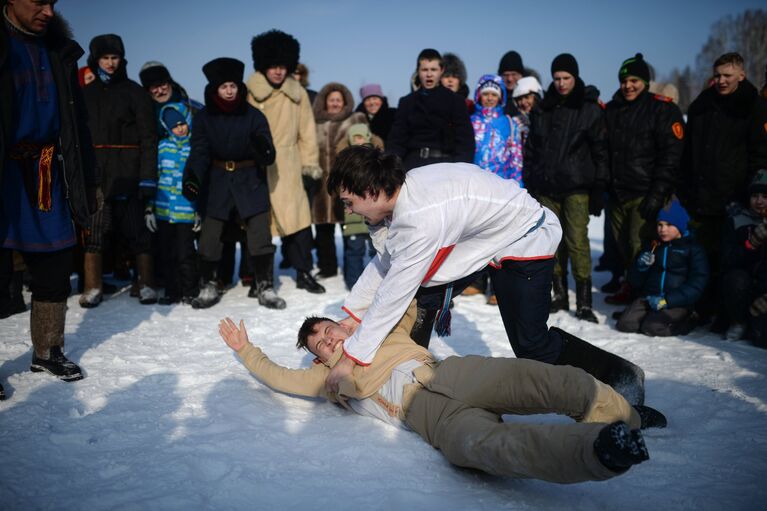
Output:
top-left (594, 421), bottom-right (649, 472)
top-left (410, 305), bottom-right (438, 348)
top-left (550, 274), bottom-right (569, 312)
top-left (552, 326), bottom-right (646, 406)
top-left (575, 279), bottom-right (598, 323)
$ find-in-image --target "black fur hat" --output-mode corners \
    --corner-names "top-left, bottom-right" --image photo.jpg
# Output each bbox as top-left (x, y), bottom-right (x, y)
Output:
top-left (250, 29), bottom-right (300, 74)
top-left (89, 34), bottom-right (125, 60)
top-left (139, 62), bottom-right (172, 88)
top-left (442, 53), bottom-right (467, 85)
top-left (202, 57), bottom-right (245, 89)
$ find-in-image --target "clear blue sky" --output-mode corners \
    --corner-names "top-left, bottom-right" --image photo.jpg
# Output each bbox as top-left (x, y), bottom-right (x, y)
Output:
top-left (59, 0), bottom-right (764, 105)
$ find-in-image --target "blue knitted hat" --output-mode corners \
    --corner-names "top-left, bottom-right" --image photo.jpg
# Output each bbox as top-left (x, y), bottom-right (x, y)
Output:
top-left (162, 107), bottom-right (186, 129)
top-left (657, 197), bottom-right (690, 233)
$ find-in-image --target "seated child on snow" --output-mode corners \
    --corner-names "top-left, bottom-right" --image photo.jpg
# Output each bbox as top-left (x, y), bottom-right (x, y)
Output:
top-left (616, 198), bottom-right (708, 336)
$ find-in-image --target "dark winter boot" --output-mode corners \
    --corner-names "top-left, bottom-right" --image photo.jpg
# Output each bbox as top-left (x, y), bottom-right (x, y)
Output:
top-left (79, 252), bottom-right (104, 308)
top-left (8, 271), bottom-right (26, 315)
top-left (605, 281), bottom-right (633, 305)
top-left (296, 270), bottom-right (325, 294)
top-left (29, 301), bottom-right (83, 382)
top-left (192, 261), bottom-right (221, 309)
top-left (594, 421), bottom-right (649, 473)
top-left (410, 305), bottom-right (438, 348)
top-left (249, 255), bottom-right (286, 309)
top-left (552, 326), bottom-right (645, 406)
top-left (550, 274), bottom-right (569, 313)
top-left (600, 272), bottom-right (622, 294)
top-left (633, 404), bottom-right (668, 429)
top-left (575, 279), bottom-right (598, 323)
top-left (0, 382), bottom-right (5, 400)
top-left (136, 253), bottom-right (157, 305)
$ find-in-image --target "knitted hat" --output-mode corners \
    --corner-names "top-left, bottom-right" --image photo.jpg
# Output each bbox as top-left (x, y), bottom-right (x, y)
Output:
top-left (89, 34), bottom-right (125, 60)
top-left (551, 53), bottom-right (579, 78)
top-left (202, 57), bottom-right (245, 89)
top-left (478, 78), bottom-right (503, 97)
top-left (347, 123), bottom-right (372, 145)
top-left (162, 107), bottom-right (187, 129)
top-left (657, 198), bottom-right (690, 233)
top-left (140, 61), bottom-right (172, 88)
top-left (250, 29), bottom-right (300, 74)
top-left (513, 76), bottom-right (544, 98)
top-left (498, 50), bottom-right (524, 75)
top-left (359, 83), bottom-right (384, 101)
top-left (619, 53), bottom-right (651, 84)
top-left (442, 53), bottom-right (467, 84)
top-left (749, 169), bottom-right (767, 195)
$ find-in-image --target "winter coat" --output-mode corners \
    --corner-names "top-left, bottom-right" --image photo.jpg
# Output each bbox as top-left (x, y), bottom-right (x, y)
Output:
top-left (681, 80), bottom-right (767, 217)
top-left (470, 75), bottom-right (524, 183)
top-left (0, 13), bottom-right (96, 227)
top-left (184, 89), bottom-right (274, 221)
top-left (721, 204), bottom-right (767, 291)
top-left (313, 83), bottom-right (367, 224)
top-left (234, 300), bottom-right (433, 408)
top-left (355, 97), bottom-right (397, 142)
top-left (154, 103), bottom-right (194, 223)
top-left (605, 90), bottom-right (684, 202)
top-left (523, 79), bottom-right (609, 197)
top-left (627, 234), bottom-right (709, 309)
top-left (386, 85), bottom-right (474, 169)
top-left (246, 72), bottom-right (319, 236)
top-left (83, 57), bottom-right (157, 200)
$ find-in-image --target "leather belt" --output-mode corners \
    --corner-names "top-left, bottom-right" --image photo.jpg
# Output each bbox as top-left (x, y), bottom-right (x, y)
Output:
top-left (93, 144), bottom-right (140, 149)
top-left (415, 147), bottom-right (452, 159)
top-left (212, 159), bottom-right (256, 172)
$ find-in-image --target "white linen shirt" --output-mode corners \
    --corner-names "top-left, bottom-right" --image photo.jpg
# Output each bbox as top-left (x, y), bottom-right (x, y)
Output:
top-left (341, 162), bottom-right (562, 365)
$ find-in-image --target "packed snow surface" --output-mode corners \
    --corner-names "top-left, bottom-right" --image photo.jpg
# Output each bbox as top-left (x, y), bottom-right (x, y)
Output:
top-left (1, 218), bottom-right (766, 510)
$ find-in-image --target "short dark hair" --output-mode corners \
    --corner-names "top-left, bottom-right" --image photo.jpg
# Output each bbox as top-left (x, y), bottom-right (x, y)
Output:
top-left (296, 316), bottom-right (334, 351)
top-left (713, 52), bottom-right (745, 69)
top-left (417, 48), bottom-right (443, 69)
top-left (327, 145), bottom-right (405, 199)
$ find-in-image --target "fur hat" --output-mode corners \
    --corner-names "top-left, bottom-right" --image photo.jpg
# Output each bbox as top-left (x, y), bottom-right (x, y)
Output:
top-left (250, 29), bottom-right (300, 74)
top-left (657, 197), bottom-right (690, 233)
top-left (551, 53), bottom-right (579, 78)
top-left (202, 57), bottom-right (245, 89)
top-left (513, 76), bottom-right (544, 99)
top-left (749, 169), bottom-right (767, 195)
top-left (498, 50), bottom-right (524, 75)
top-left (89, 34), bottom-right (125, 60)
top-left (140, 61), bottom-right (172, 88)
top-left (442, 53), bottom-right (467, 85)
top-left (619, 53), bottom-right (651, 85)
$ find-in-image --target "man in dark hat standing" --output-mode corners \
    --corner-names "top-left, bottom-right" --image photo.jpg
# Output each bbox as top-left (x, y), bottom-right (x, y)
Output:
top-left (139, 61), bottom-right (203, 138)
top-left (0, 0), bottom-right (97, 388)
top-left (81, 33), bottom-right (158, 307)
top-left (523, 53), bottom-right (609, 323)
top-left (604, 53), bottom-right (685, 305)
top-left (498, 50), bottom-right (525, 116)
top-left (245, 29), bottom-right (325, 294)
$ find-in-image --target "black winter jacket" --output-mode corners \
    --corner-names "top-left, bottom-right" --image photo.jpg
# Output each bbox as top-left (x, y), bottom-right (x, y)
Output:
top-left (605, 90), bottom-right (684, 202)
top-left (721, 204), bottom-right (767, 292)
top-left (628, 235), bottom-right (709, 309)
top-left (83, 60), bottom-right (157, 199)
top-left (184, 86), bottom-right (275, 221)
top-left (523, 79), bottom-right (609, 197)
top-left (681, 80), bottom-right (767, 217)
top-left (355, 97), bottom-right (397, 142)
top-left (386, 85), bottom-right (474, 170)
top-left (0, 13), bottom-right (96, 227)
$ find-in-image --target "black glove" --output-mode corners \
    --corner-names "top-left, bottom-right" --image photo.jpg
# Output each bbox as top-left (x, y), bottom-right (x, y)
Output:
top-left (588, 188), bottom-right (605, 217)
top-left (639, 193), bottom-right (665, 221)
top-left (250, 133), bottom-right (274, 166)
top-left (182, 176), bottom-right (200, 202)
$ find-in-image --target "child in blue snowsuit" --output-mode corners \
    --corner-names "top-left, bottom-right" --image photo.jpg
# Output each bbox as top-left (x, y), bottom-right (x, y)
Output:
top-left (616, 198), bottom-right (709, 336)
top-left (146, 103), bottom-right (199, 304)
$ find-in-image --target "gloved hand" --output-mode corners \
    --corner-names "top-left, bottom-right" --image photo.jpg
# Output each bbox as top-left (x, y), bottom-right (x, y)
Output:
top-left (588, 188), bottom-right (605, 217)
top-left (646, 295), bottom-right (667, 311)
top-left (250, 133), bottom-right (275, 166)
top-left (182, 176), bottom-right (200, 202)
top-left (192, 212), bottom-right (202, 233)
top-left (637, 251), bottom-right (656, 271)
top-left (144, 206), bottom-right (157, 233)
top-left (302, 165), bottom-right (323, 180)
top-left (639, 193), bottom-right (665, 221)
top-left (749, 293), bottom-right (767, 316)
top-left (748, 222), bottom-right (767, 248)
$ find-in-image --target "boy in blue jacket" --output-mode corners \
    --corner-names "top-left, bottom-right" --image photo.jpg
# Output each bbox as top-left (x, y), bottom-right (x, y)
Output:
top-left (616, 198), bottom-right (709, 336)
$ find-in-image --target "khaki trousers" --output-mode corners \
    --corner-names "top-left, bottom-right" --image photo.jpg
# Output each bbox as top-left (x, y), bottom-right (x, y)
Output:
top-left (404, 356), bottom-right (640, 484)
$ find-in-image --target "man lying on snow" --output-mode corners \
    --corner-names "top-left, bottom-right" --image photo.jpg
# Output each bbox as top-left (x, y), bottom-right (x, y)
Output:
top-left (218, 302), bottom-right (666, 484)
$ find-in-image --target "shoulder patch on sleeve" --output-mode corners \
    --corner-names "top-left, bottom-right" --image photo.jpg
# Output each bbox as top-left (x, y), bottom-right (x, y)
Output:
top-left (653, 94), bottom-right (673, 103)
top-left (672, 122), bottom-right (684, 140)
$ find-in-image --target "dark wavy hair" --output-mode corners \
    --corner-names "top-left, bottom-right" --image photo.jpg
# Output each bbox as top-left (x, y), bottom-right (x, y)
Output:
top-left (327, 145), bottom-right (405, 199)
top-left (296, 316), bottom-right (333, 351)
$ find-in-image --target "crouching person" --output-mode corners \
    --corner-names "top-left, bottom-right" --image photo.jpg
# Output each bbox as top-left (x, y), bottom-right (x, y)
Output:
top-left (219, 302), bottom-right (665, 484)
top-left (617, 198), bottom-right (709, 336)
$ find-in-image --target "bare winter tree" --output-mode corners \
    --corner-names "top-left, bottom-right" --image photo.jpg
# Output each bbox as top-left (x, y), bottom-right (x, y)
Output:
top-left (665, 9), bottom-right (767, 112)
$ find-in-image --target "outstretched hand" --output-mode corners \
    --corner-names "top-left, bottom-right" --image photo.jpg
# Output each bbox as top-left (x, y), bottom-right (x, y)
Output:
top-left (219, 317), bottom-right (249, 351)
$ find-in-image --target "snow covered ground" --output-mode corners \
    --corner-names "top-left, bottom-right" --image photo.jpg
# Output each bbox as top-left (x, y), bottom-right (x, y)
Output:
top-left (1, 216), bottom-right (766, 510)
